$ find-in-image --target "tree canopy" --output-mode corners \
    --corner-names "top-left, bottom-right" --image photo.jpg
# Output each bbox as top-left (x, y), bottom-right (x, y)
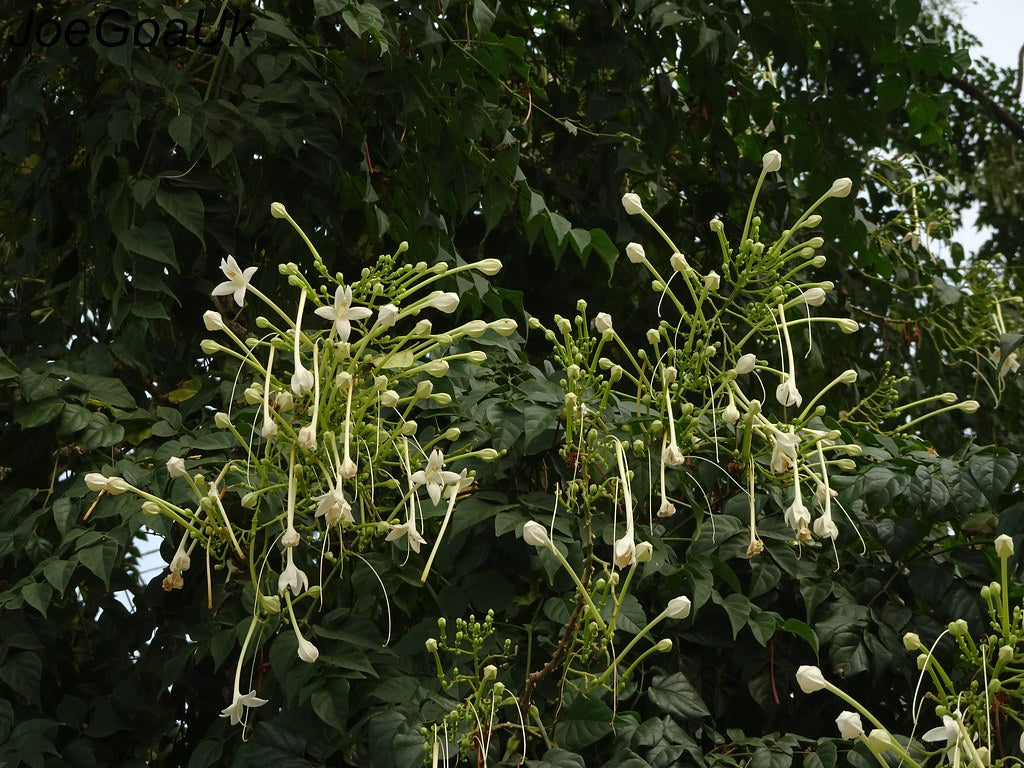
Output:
top-left (3, 1), bottom-right (1024, 766)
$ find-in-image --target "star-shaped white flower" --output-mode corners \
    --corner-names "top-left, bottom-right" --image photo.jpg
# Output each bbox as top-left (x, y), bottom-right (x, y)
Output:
top-left (211, 256), bottom-right (258, 307)
top-left (923, 714), bottom-right (961, 764)
top-left (314, 485), bottom-right (354, 526)
top-left (410, 449), bottom-right (461, 506)
top-left (385, 519), bottom-right (427, 553)
top-left (220, 689), bottom-right (268, 726)
top-left (277, 549), bottom-right (309, 596)
top-left (314, 285), bottom-right (372, 342)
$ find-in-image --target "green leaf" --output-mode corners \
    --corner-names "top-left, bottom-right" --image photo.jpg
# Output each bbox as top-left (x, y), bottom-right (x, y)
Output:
top-left (117, 220), bottom-right (178, 268)
top-left (967, 452), bottom-right (1018, 504)
top-left (187, 740), bottom-right (223, 768)
top-left (647, 672), bottom-right (710, 719)
top-left (14, 398), bottom-right (64, 428)
top-left (78, 538), bottom-right (119, 587)
top-left (0, 698), bottom-right (12, 743)
top-left (712, 592), bottom-right (751, 639)
top-left (0, 652), bottom-right (42, 704)
top-left (588, 228), bottom-right (618, 273)
top-left (781, 618), bottom-right (820, 655)
top-left (310, 677), bottom-right (350, 733)
top-left (804, 741), bottom-right (838, 768)
top-left (21, 582), bottom-right (52, 617)
top-left (750, 746), bottom-right (793, 768)
top-left (155, 188), bottom-right (205, 244)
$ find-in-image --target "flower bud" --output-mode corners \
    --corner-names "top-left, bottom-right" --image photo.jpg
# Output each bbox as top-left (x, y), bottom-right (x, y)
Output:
top-left (704, 271), bottom-right (721, 291)
top-left (429, 292), bottom-right (460, 313)
top-left (795, 665), bottom-right (827, 693)
top-left (401, 421), bottom-right (418, 435)
top-left (105, 476), bottom-right (130, 495)
top-left (270, 202), bottom-right (288, 219)
top-left (425, 638), bottom-right (438, 652)
top-left (376, 303), bottom-right (399, 328)
top-left (166, 456), bottom-right (187, 477)
top-left (669, 252), bottom-right (690, 273)
top-left (996, 534), bottom-right (1014, 558)
top-left (477, 449), bottom-right (500, 461)
top-left (141, 501), bottom-right (161, 516)
top-left (594, 313), bottom-right (613, 334)
top-left (664, 596), bottom-right (691, 619)
top-left (200, 339), bottom-right (221, 354)
top-left (483, 664), bottom-right (497, 680)
top-left (203, 310), bottom-right (226, 331)
top-left (654, 638), bottom-right (673, 652)
top-left (710, 218), bottom-right (724, 233)
top-left (838, 369), bottom-right (858, 384)
top-left (722, 402), bottom-right (740, 425)
top-left (762, 150), bottom-right (782, 172)
top-left (258, 593), bottom-right (281, 614)
top-left (621, 192), bottom-right (644, 215)
top-left (381, 390), bottom-right (400, 407)
top-left (522, 521), bottom-right (550, 547)
top-left (297, 638), bottom-right (319, 664)
top-left (959, 400), bottom-right (980, 413)
top-left (805, 214), bottom-right (822, 227)
top-left (835, 318), bottom-right (859, 333)
top-left (474, 258), bottom-right (503, 275)
top-left (490, 318), bottom-right (517, 336)
top-left (424, 359), bottom-right (449, 377)
top-left (625, 243), bottom-right (646, 264)
top-left (828, 178), bottom-right (853, 198)
top-left (902, 632), bottom-right (920, 651)
top-left (244, 386), bottom-right (262, 405)
top-left (800, 287), bottom-right (827, 306)
top-left (836, 711), bottom-right (863, 740)
top-left (214, 412), bottom-right (232, 429)
top-left (635, 541), bottom-right (653, 562)
top-left (465, 351), bottom-right (487, 363)
top-left (735, 353), bottom-right (757, 375)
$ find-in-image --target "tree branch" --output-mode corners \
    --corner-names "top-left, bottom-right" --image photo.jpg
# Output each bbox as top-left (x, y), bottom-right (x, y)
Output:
top-left (946, 75), bottom-right (1024, 142)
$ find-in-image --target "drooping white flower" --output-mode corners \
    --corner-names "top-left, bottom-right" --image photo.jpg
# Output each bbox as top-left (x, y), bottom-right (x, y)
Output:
top-left (614, 530), bottom-right (636, 569)
top-left (625, 243), bottom-right (646, 264)
top-left (769, 429), bottom-right (801, 473)
top-left (621, 192), bottom-right (644, 215)
top-left (795, 665), bottom-right (828, 693)
top-left (613, 439), bottom-right (637, 569)
top-left (314, 485), bottom-right (354, 526)
top-left (784, 469), bottom-right (812, 541)
top-left (314, 285), bottom-right (373, 342)
top-left (278, 549), bottom-right (309, 596)
top-left (220, 689), bottom-right (269, 726)
top-left (776, 373), bottom-right (803, 408)
top-left (410, 449), bottom-right (461, 506)
top-left (385, 519), bottom-right (427, 553)
top-left (290, 290), bottom-right (314, 396)
top-left (297, 637), bottom-right (319, 664)
top-left (835, 711), bottom-right (863, 739)
top-left (211, 256), bottom-right (258, 307)
top-left (922, 715), bottom-right (959, 762)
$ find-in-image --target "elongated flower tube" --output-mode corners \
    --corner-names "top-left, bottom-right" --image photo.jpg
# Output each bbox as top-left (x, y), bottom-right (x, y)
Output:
top-left (812, 444), bottom-right (838, 540)
top-left (613, 439), bottom-right (637, 569)
top-left (338, 373), bottom-right (357, 479)
top-left (662, 380), bottom-right (685, 467)
top-left (784, 464), bottom-right (812, 542)
top-left (774, 303), bottom-right (802, 408)
top-left (657, 433), bottom-right (676, 518)
top-left (281, 447), bottom-right (300, 548)
top-left (220, 617), bottom-right (268, 726)
top-left (387, 438), bottom-right (427, 553)
top-left (260, 344), bottom-right (278, 440)
top-left (297, 340), bottom-right (320, 452)
top-left (420, 470), bottom-right (474, 582)
top-left (290, 289), bottom-right (314, 396)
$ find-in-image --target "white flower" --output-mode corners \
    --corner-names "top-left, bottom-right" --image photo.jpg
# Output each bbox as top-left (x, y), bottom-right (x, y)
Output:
top-left (171, 549), bottom-right (191, 573)
top-left (298, 424), bottom-right (317, 451)
top-left (594, 312), bottom-right (613, 335)
top-left (922, 715), bottom-right (959, 751)
top-left (996, 534), bottom-right (1014, 558)
top-left (385, 519), bottom-right (427, 553)
top-left (220, 689), bottom-right (268, 726)
top-left (166, 457), bottom-right (187, 477)
top-left (704, 271), bottom-right (721, 291)
top-left (203, 310), bottom-right (226, 331)
top-left (795, 665), bottom-right (828, 693)
top-left (734, 353), bottom-right (757, 375)
top-left (314, 285), bottom-right (372, 342)
top-left (297, 638), bottom-right (319, 664)
top-left (85, 472), bottom-right (109, 492)
top-left (625, 242), bottom-right (646, 263)
top-left (280, 527), bottom-right (300, 548)
top-left (474, 258), bottom-right (503, 275)
top-left (784, 494), bottom-right (812, 536)
top-left (663, 441), bottom-right (685, 466)
top-left (522, 521), bottom-right (550, 547)
top-left (722, 401), bottom-right (740, 425)
top-left (828, 178), bottom-right (853, 198)
top-left (836, 711), bottom-right (863, 740)
top-left (664, 595), bottom-right (691, 619)
top-left (800, 287), bottom-right (827, 306)
top-left (813, 514), bottom-right (839, 540)
top-left (314, 486), bottom-right (354, 526)
top-left (762, 150), bottom-right (782, 172)
top-left (211, 256), bottom-right (258, 307)
top-left (769, 430), bottom-right (801, 473)
top-left (291, 364), bottom-right (314, 397)
top-left (410, 449), bottom-right (461, 506)
top-left (261, 414), bottom-right (278, 440)
top-left (657, 500), bottom-right (677, 518)
top-left (278, 552), bottom-right (309, 597)
top-left (375, 303), bottom-right (399, 328)
top-left (621, 192), bottom-right (644, 215)
top-left (775, 374), bottom-right (803, 407)
top-left (427, 291), bottom-right (460, 313)
top-left (614, 530), bottom-right (636, 569)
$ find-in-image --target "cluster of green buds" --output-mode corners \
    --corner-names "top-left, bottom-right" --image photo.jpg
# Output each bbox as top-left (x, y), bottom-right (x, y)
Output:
top-left (84, 202), bottom-right (515, 728)
top-left (799, 534), bottom-right (1024, 768)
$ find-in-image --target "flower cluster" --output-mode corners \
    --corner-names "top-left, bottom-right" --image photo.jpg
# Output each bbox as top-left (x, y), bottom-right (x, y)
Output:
top-left (84, 203), bottom-right (514, 728)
